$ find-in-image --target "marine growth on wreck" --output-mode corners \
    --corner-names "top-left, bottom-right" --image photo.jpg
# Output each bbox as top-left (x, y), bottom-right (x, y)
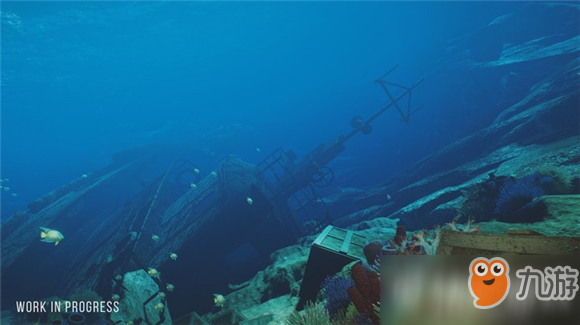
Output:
top-left (1, 2), bottom-right (579, 325)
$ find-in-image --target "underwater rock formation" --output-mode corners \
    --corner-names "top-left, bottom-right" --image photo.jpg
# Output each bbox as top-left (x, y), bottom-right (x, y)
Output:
top-left (0, 155), bottom-right (300, 319)
top-left (1, 3), bottom-right (578, 324)
top-left (110, 270), bottom-right (171, 325)
top-left (332, 4), bottom-right (579, 231)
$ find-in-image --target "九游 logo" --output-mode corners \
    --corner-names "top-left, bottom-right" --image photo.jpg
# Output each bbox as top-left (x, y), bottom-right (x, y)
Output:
top-left (468, 257), bottom-right (579, 309)
top-left (468, 257), bottom-right (510, 309)
top-left (515, 266), bottom-right (578, 301)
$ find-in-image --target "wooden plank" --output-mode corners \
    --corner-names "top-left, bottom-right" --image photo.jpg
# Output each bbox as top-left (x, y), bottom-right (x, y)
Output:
top-left (328, 227), bottom-right (346, 239)
top-left (505, 229), bottom-right (543, 236)
top-left (350, 233), bottom-right (367, 249)
top-left (437, 230), bottom-right (580, 255)
top-left (340, 231), bottom-right (353, 254)
top-left (313, 225), bottom-right (333, 246)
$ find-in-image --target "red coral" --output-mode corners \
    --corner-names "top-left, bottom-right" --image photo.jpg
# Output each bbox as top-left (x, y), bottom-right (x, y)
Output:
top-left (368, 271), bottom-right (380, 303)
top-left (347, 285), bottom-right (366, 314)
top-left (393, 225), bottom-right (407, 246)
top-left (363, 240), bottom-right (383, 265)
top-left (351, 263), bottom-right (371, 297)
top-left (348, 262), bottom-right (380, 324)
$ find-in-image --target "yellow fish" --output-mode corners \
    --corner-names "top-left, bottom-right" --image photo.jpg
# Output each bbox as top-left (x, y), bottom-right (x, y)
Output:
top-left (166, 284), bottom-right (175, 292)
top-left (170, 253), bottom-right (177, 260)
top-left (148, 268), bottom-right (159, 278)
top-left (112, 294), bottom-right (120, 301)
top-left (158, 292), bottom-right (166, 300)
top-left (40, 227), bottom-right (64, 246)
top-left (193, 168), bottom-right (200, 175)
top-left (152, 235), bottom-right (159, 242)
top-left (154, 302), bottom-right (164, 310)
top-left (213, 294), bottom-right (225, 308)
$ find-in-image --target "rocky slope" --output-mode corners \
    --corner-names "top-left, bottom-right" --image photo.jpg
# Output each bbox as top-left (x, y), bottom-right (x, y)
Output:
top-left (203, 3), bottom-right (580, 323)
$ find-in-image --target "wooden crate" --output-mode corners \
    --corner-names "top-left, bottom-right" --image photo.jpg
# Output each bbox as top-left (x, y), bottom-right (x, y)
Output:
top-left (436, 229), bottom-right (580, 255)
top-left (296, 226), bottom-right (366, 310)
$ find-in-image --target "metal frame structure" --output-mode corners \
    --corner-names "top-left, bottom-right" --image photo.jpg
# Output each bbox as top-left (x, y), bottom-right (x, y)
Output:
top-left (256, 65), bottom-right (424, 235)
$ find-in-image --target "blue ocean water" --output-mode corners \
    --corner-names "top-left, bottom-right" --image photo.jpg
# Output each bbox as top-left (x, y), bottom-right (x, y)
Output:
top-left (2, 2), bottom-right (580, 322)
top-left (0, 1), bottom-right (527, 219)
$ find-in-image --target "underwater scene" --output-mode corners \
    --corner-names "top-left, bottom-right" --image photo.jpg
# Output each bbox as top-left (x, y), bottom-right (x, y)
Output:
top-left (1, 1), bottom-right (579, 325)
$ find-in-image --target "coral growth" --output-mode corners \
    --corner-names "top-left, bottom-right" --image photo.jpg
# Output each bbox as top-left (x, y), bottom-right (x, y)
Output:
top-left (353, 224), bottom-right (443, 324)
top-left (383, 226), bottom-right (440, 256)
top-left (393, 225), bottom-right (407, 246)
top-left (410, 228), bottom-right (441, 255)
top-left (347, 262), bottom-right (380, 325)
top-left (538, 165), bottom-right (573, 194)
top-left (446, 219), bottom-right (480, 233)
top-left (363, 225), bottom-right (408, 263)
top-left (457, 173), bottom-right (507, 223)
top-left (322, 275), bottom-right (354, 320)
top-left (286, 302), bottom-right (330, 325)
top-left (494, 173), bottom-right (546, 221)
top-left (363, 241), bottom-right (383, 265)
top-left (459, 171), bottom-right (556, 224)
top-left (331, 303), bottom-right (360, 325)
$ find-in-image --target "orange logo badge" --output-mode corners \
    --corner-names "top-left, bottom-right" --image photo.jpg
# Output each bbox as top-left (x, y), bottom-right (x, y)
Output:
top-left (468, 257), bottom-right (510, 309)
